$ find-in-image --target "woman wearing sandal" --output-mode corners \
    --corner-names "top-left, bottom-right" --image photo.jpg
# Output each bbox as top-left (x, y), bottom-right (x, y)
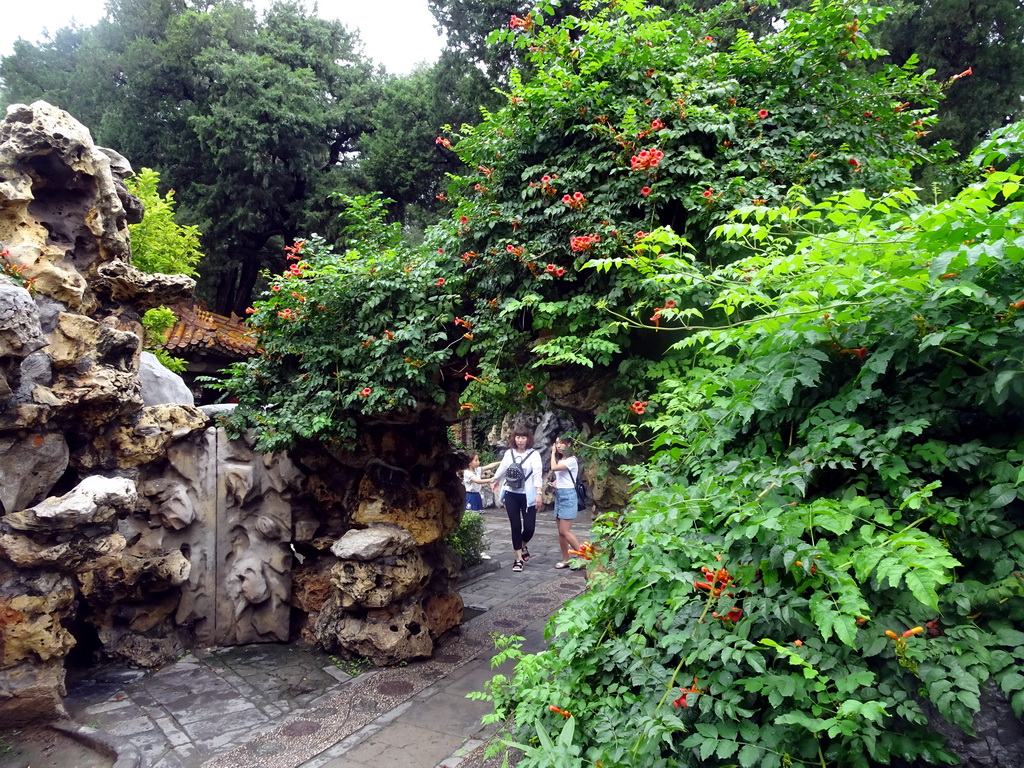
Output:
top-left (491, 428), bottom-right (544, 573)
top-left (550, 436), bottom-right (583, 569)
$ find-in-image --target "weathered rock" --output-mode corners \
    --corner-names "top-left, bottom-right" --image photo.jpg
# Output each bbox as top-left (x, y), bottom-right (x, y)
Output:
top-left (93, 627), bottom-right (188, 669)
top-left (0, 431), bottom-right (69, 514)
top-left (330, 549), bottom-right (430, 610)
top-left (423, 591), bottom-right (464, 640)
top-left (77, 551), bottom-right (190, 604)
top-left (0, 102), bottom-right (133, 314)
top-left (290, 558), bottom-right (335, 614)
top-left (77, 403), bottom-right (208, 470)
top-left (0, 567), bottom-right (76, 725)
top-left (0, 532), bottom-right (125, 570)
top-left (353, 476), bottom-right (457, 546)
top-left (315, 597), bottom-right (434, 665)
top-left (94, 260), bottom-right (195, 312)
top-left (0, 281), bottom-right (46, 360)
top-left (331, 525), bottom-right (418, 561)
top-left (138, 351), bottom-right (194, 407)
top-left (926, 680), bottom-right (1024, 768)
top-left (3, 475), bottom-right (136, 534)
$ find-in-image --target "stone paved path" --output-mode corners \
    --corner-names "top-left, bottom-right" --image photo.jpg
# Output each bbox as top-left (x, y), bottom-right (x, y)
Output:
top-left (65, 505), bottom-right (591, 768)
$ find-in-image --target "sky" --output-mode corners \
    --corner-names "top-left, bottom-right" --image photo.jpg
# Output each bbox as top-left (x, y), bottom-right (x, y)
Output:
top-left (0, 0), bottom-right (448, 75)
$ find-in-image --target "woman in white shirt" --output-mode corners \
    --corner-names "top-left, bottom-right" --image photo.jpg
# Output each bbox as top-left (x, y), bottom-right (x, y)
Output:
top-left (550, 435), bottom-right (582, 569)
top-left (491, 428), bottom-right (545, 572)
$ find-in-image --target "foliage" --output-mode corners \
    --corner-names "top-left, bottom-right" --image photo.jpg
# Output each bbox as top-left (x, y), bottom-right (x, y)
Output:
top-left (140, 307), bottom-right (187, 373)
top-left (126, 167), bottom-right (202, 277)
top-left (473, 123), bottom-right (1024, 767)
top-left (879, 0), bottom-right (1024, 156)
top-left (446, 510), bottom-right (488, 568)
top-left (213, 193), bottom-right (518, 450)
top-left (0, 1), bottom-right (499, 316)
top-left (126, 166), bottom-right (203, 373)
top-left (353, 54), bottom-right (499, 228)
top-left (428, 0), bottom-right (951, 420)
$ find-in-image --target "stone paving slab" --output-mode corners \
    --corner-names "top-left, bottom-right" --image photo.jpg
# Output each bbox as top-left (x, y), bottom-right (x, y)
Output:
top-left (63, 506), bottom-right (591, 768)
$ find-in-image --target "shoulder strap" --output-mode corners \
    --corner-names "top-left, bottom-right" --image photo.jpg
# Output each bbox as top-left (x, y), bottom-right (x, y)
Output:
top-left (521, 449), bottom-right (535, 478)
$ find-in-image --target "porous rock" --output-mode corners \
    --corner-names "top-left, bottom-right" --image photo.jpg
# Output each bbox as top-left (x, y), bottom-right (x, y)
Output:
top-left (330, 524), bottom-right (417, 561)
top-left (330, 549), bottom-right (430, 610)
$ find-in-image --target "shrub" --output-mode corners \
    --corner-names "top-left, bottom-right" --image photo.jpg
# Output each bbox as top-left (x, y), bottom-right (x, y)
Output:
top-left (446, 511), bottom-right (488, 569)
top-left (470, 123), bottom-right (1024, 767)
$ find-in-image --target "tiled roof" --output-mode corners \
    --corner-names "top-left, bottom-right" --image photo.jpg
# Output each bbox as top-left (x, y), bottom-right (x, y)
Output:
top-left (160, 304), bottom-right (257, 359)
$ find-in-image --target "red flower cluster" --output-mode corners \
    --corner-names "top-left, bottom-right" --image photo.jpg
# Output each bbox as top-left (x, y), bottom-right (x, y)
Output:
top-left (544, 264), bottom-right (566, 277)
top-left (524, 383), bottom-right (535, 392)
top-left (359, 387), bottom-right (372, 397)
top-left (701, 188), bottom-right (714, 199)
top-left (506, 244), bottom-right (525, 257)
top-left (630, 400), bottom-right (648, 415)
top-left (640, 186), bottom-right (652, 197)
top-left (630, 148), bottom-right (664, 171)
top-left (650, 118), bottom-right (664, 131)
top-left (284, 240), bottom-right (305, 260)
top-left (757, 109), bottom-right (769, 119)
top-left (509, 13), bottom-right (534, 30)
top-left (568, 541), bottom-right (594, 560)
top-left (570, 234), bottom-right (601, 252)
top-left (562, 191), bottom-right (586, 210)
top-left (695, 565), bottom-right (733, 596)
top-left (435, 137), bottom-right (451, 148)
top-left (435, 277), bottom-right (446, 287)
top-left (538, 173), bottom-right (559, 195)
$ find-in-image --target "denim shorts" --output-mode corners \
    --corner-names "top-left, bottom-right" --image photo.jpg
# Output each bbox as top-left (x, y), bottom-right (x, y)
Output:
top-left (554, 487), bottom-right (578, 520)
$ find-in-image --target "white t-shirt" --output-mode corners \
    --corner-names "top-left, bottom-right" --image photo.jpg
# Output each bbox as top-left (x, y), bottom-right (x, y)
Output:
top-left (554, 456), bottom-right (579, 489)
top-left (494, 448), bottom-right (544, 496)
top-left (463, 469), bottom-right (479, 493)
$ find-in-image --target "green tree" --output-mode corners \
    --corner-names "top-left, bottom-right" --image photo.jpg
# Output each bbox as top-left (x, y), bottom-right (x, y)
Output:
top-left (879, 0), bottom-right (1024, 155)
top-left (126, 166), bottom-right (204, 372)
top-left (353, 53), bottom-right (499, 228)
top-left (2, 0), bottom-right (379, 317)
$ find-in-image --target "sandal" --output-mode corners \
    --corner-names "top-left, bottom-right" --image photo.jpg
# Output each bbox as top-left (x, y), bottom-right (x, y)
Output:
top-left (554, 561), bottom-right (569, 569)
top-left (521, 545), bottom-right (531, 562)
top-left (512, 560), bottom-right (524, 572)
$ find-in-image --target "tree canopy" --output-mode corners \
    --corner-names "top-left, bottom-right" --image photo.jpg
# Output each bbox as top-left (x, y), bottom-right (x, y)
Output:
top-left (0, 0), bottom-right (489, 315)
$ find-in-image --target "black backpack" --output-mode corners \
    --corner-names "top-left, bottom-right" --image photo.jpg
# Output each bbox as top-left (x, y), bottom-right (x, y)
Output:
top-left (568, 466), bottom-right (588, 511)
top-left (504, 449), bottom-right (534, 491)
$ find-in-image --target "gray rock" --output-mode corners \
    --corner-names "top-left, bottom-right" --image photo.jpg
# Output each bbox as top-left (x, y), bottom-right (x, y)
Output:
top-left (5, 476), bottom-right (137, 533)
top-left (331, 524), bottom-right (418, 561)
top-left (138, 351), bottom-right (194, 407)
top-left (0, 431), bottom-right (69, 514)
top-left (0, 281), bottom-right (46, 359)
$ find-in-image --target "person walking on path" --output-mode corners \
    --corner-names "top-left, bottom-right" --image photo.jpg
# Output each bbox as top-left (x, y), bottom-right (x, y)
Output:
top-left (550, 435), bottom-right (583, 569)
top-left (491, 428), bottom-right (544, 572)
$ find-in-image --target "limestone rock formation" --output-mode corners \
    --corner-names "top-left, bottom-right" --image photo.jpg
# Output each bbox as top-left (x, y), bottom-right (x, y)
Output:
top-left (0, 101), bottom-right (467, 721)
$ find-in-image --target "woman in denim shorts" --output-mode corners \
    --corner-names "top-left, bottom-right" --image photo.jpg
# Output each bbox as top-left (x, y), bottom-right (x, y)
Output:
top-left (549, 436), bottom-right (582, 569)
